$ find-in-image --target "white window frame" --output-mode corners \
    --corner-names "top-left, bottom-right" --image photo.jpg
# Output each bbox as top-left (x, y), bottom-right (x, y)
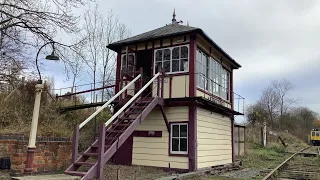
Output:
top-left (153, 45), bottom-right (189, 75)
top-left (196, 48), bottom-right (231, 102)
top-left (196, 49), bottom-right (209, 90)
top-left (170, 123), bottom-right (188, 155)
top-left (121, 53), bottom-right (136, 71)
top-left (220, 68), bottom-right (230, 100)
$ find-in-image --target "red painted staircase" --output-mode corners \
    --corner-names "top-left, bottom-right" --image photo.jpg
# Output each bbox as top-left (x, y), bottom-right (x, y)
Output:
top-left (64, 71), bottom-right (164, 180)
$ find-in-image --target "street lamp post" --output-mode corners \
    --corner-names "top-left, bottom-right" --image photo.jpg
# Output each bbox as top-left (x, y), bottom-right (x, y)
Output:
top-left (24, 42), bottom-right (60, 174)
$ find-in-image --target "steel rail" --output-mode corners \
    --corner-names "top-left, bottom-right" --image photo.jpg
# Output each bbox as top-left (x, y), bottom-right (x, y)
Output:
top-left (262, 146), bottom-right (310, 180)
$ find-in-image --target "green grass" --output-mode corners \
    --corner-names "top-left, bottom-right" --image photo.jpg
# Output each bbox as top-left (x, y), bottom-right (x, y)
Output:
top-left (241, 143), bottom-right (291, 169)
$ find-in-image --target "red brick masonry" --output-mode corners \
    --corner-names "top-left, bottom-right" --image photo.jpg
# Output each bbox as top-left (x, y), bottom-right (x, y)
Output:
top-left (0, 134), bottom-right (72, 175)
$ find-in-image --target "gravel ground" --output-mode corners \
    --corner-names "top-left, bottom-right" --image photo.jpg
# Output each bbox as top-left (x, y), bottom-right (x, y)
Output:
top-left (0, 170), bottom-right (11, 180)
top-left (175, 168), bottom-right (262, 180)
top-left (218, 168), bottom-right (261, 179)
top-left (103, 164), bottom-right (172, 180)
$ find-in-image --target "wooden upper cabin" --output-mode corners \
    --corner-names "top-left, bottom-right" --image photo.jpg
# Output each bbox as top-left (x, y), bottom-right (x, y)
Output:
top-left (107, 14), bottom-right (243, 114)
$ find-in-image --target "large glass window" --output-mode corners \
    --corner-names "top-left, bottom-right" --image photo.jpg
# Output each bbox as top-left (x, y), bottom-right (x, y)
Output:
top-left (170, 123), bottom-right (188, 154)
top-left (121, 53), bottom-right (135, 72)
top-left (221, 68), bottom-right (230, 100)
top-left (196, 48), bottom-right (230, 101)
top-left (154, 45), bottom-right (189, 74)
top-left (196, 50), bottom-right (206, 90)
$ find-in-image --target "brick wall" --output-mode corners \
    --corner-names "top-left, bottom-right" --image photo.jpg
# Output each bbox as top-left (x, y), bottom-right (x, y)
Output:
top-left (0, 134), bottom-right (72, 175)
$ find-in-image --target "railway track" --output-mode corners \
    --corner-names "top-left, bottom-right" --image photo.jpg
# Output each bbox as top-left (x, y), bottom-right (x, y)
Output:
top-left (260, 146), bottom-right (320, 180)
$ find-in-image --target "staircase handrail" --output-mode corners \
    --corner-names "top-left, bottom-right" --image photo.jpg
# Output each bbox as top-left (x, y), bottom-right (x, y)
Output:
top-left (79, 74), bottom-right (142, 129)
top-left (105, 72), bottom-right (161, 128)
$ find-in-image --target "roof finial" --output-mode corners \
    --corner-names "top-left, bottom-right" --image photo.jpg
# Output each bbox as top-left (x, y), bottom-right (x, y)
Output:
top-left (172, 8), bottom-right (177, 24)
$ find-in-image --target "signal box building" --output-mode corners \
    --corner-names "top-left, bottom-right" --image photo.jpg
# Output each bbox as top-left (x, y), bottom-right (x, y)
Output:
top-left (65, 12), bottom-right (245, 179)
top-left (106, 13), bottom-right (244, 171)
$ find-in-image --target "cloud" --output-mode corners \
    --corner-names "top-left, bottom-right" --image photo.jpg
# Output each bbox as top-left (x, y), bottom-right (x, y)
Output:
top-left (40, 0), bottom-right (320, 119)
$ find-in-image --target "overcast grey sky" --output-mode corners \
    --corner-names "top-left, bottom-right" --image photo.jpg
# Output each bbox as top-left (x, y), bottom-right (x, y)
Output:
top-left (43, 0), bottom-right (320, 123)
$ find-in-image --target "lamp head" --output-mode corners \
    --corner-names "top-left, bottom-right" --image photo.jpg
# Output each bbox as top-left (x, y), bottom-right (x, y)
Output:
top-left (45, 43), bottom-right (59, 61)
top-left (45, 51), bottom-right (59, 61)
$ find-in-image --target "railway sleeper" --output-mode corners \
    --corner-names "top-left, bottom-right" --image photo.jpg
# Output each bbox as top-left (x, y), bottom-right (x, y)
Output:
top-left (278, 174), bottom-right (320, 180)
top-left (276, 170), bottom-right (320, 179)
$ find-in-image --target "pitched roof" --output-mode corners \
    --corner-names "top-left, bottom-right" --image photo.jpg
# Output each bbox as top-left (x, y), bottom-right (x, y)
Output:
top-left (107, 23), bottom-right (199, 48)
top-left (107, 23), bottom-right (241, 68)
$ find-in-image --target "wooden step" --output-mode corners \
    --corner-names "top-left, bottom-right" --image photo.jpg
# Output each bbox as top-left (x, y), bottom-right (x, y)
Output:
top-left (112, 123), bottom-right (131, 127)
top-left (136, 99), bottom-right (152, 103)
top-left (103, 137), bottom-right (118, 143)
top-left (130, 105), bottom-right (147, 109)
top-left (83, 152), bottom-right (98, 157)
top-left (120, 117), bottom-right (136, 121)
top-left (106, 130), bottom-right (124, 133)
top-left (65, 170), bottom-right (86, 176)
top-left (91, 144), bottom-right (110, 149)
top-left (105, 137), bottom-right (118, 140)
top-left (113, 126), bottom-right (129, 131)
top-left (74, 162), bottom-right (96, 166)
top-left (125, 110), bottom-right (141, 114)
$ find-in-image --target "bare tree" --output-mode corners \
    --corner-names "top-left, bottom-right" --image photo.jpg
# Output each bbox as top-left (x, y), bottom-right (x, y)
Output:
top-left (69, 53), bottom-right (83, 90)
top-left (254, 78), bottom-right (298, 129)
top-left (0, 0), bottom-right (87, 42)
top-left (82, 3), bottom-right (101, 103)
top-left (98, 10), bottom-right (131, 101)
top-left (271, 78), bottom-right (297, 124)
top-left (0, 0), bottom-right (89, 91)
top-left (82, 3), bottom-right (130, 102)
top-left (258, 86), bottom-right (280, 127)
top-left (246, 78), bottom-right (319, 139)
top-left (0, 27), bottom-right (27, 90)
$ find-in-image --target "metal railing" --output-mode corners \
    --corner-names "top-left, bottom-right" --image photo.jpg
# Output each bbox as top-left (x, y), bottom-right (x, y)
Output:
top-left (196, 72), bottom-right (245, 114)
top-left (70, 73), bottom-right (143, 163)
top-left (70, 68), bottom-right (165, 163)
top-left (53, 71), bottom-right (244, 114)
top-left (79, 74), bottom-right (141, 129)
top-left (53, 80), bottom-right (116, 107)
top-left (104, 72), bottom-right (160, 128)
top-left (151, 72), bottom-right (244, 114)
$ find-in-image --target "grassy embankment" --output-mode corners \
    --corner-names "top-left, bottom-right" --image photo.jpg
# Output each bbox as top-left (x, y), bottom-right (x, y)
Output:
top-left (180, 126), bottom-right (309, 180)
top-left (0, 81), bottom-right (112, 150)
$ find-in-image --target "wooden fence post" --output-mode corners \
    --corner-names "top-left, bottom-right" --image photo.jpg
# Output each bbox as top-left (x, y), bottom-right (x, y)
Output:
top-left (260, 127), bottom-right (263, 146)
top-left (97, 124), bottom-right (106, 179)
top-left (72, 124), bottom-right (79, 163)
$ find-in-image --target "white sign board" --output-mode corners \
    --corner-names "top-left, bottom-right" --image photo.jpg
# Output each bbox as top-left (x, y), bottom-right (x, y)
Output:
top-left (263, 123), bottom-right (267, 147)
